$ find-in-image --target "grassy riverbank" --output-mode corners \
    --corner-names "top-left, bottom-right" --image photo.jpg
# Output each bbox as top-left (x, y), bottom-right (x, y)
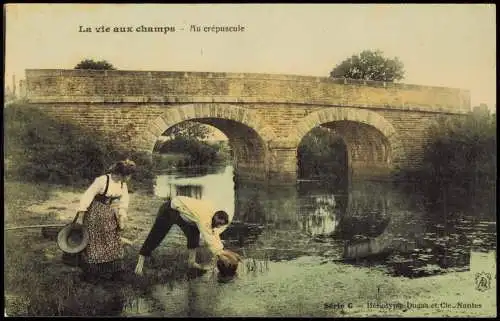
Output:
top-left (4, 179), bottom-right (496, 317)
top-left (4, 179), bottom-right (211, 316)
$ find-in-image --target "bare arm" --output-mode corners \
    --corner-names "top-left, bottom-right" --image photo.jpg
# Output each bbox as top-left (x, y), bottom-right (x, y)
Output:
top-left (117, 182), bottom-right (129, 230)
top-left (77, 176), bottom-right (105, 212)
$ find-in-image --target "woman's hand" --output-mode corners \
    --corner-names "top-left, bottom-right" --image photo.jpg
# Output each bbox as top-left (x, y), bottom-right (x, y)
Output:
top-left (117, 216), bottom-right (126, 231)
top-left (115, 209), bottom-right (127, 231)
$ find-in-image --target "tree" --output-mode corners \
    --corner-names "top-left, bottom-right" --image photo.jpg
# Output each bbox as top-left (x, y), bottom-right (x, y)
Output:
top-left (155, 121), bottom-right (227, 166)
top-left (74, 59), bottom-right (116, 70)
top-left (411, 106), bottom-right (496, 217)
top-left (164, 121), bottom-right (211, 140)
top-left (330, 50), bottom-right (404, 82)
top-left (297, 126), bottom-right (347, 180)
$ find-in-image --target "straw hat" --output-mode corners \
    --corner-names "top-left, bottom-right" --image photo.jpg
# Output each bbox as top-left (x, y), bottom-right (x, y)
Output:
top-left (57, 221), bottom-right (89, 254)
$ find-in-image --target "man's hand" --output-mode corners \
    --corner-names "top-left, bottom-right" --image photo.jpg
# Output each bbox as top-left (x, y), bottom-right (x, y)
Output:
top-left (199, 262), bottom-right (214, 271)
top-left (188, 262), bottom-right (211, 271)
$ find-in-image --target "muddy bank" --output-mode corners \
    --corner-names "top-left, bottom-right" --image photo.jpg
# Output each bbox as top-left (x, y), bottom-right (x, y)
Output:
top-left (4, 180), bottom-right (497, 317)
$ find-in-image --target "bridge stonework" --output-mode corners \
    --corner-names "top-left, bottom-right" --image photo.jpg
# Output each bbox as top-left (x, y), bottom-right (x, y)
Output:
top-left (24, 69), bottom-right (470, 183)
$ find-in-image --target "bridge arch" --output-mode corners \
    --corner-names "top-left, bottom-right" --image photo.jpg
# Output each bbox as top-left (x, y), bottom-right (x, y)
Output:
top-left (292, 107), bottom-right (406, 178)
top-left (140, 103), bottom-right (278, 180)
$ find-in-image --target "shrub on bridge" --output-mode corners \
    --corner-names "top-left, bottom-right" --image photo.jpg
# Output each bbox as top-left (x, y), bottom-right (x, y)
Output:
top-left (4, 103), bottom-right (154, 191)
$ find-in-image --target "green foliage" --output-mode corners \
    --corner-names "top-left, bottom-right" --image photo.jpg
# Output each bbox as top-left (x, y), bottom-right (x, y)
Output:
top-left (4, 103), bottom-right (154, 191)
top-left (297, 127), bottom-right (347, 180)
top-left (124, 151), bottom-right (155, 193)
top-left (423, 110), bottom-right (496, 186)
top-left (74, 59), bottom-right (116, 70)
top-left (156, 137), bottom-right (228, 167)
top-left (164, 121), bottom-right (211, 140)
top-left (154, 121), bottom-right (229, 168)
top-left (152, 153), bottom-right (189, 171)
top-left (397, 107), bottom-right (496, 216)
top-left (330, 50), bottom-right (405, 82)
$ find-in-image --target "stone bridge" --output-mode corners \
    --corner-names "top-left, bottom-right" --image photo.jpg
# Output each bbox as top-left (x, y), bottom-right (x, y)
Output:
top-left (24, 69), bottom-right (470, 183)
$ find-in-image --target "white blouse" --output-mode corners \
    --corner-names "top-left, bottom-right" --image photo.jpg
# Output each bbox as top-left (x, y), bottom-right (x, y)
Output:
top-left (78, 174), bottom-right (130, 213)
top-left (171, 196), bottom-right (227, 256)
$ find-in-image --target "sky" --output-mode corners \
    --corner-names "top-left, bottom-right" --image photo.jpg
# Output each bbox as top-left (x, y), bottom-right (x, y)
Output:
top-left (4, 3), bottom-right (496, 110)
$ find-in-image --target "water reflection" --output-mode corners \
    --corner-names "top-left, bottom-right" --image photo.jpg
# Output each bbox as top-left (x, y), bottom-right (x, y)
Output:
top-left (154, 165), bottom-right (496, 278)
top-left (139, 273), bottom-right (224, 317)
top-left (61, 282), bottom-right (127, 316)
top-left (155, 165), bottom-right (235, 221)
top-left (299, 194), bottom-right (339, 237)
top-left (233, 181), bottom-right (299, 229)
top-left (123, 258), bottom-right (273, 317)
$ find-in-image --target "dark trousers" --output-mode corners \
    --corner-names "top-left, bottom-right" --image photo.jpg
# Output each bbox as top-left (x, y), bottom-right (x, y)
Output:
top-left (139, 199), bottom-right (200, 257)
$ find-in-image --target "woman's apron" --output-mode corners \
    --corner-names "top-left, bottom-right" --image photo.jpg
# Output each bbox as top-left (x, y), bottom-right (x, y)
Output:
top-left (81, 174), bottom-right (124, 274)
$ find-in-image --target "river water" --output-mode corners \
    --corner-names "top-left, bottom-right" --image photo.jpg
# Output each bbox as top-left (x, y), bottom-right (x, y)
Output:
top-left (120, 164), bottom-right (495, 316)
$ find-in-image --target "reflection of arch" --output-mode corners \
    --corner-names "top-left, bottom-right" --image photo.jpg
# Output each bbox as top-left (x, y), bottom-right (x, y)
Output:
top-left (140, 104), bottom-right (278, 153)
top-left (297, 181), bottom-right (346, 237)
top-left (292, 107), bottom-right (405, 165)
top-left (301, 194), bottom-right (340, 237)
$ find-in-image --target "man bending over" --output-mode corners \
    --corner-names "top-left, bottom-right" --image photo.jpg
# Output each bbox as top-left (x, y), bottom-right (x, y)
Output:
top-left (134, 196), bottom-right (238, 275)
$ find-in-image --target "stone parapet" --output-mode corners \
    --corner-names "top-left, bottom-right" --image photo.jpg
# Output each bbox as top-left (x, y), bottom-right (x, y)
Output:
top-left (25, 69), bottom-right (470, 114)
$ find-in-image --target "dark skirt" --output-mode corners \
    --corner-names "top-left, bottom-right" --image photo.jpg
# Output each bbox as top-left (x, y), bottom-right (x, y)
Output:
top-left (81, 199), bottom-right (124, 274)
